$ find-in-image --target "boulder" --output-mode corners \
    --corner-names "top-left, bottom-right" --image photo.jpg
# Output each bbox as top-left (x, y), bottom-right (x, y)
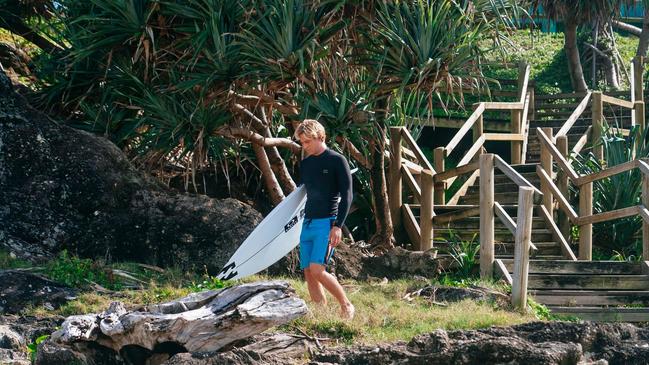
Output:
top-left (0, 69), bottom-right (262, 272)
top-left (0, 270), bottom-right (76, 314)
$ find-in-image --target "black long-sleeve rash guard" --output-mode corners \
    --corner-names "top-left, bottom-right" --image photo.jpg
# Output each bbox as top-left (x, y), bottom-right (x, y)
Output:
top-left (299, 148), bottom-right (352, 228)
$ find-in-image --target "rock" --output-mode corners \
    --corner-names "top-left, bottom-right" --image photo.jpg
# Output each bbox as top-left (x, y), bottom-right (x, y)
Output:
top-left (404, 285), bottom-right (510, 307)
top-left (0, 43), bottom-right (32, 82)
top-left (311, 321), bottom-right (649, 364)
top-left (0, 270), bottom-right (76, 314)
top-left (0, 315), bottom-right (62, 365)
top-left (48, 281), bottom-right (307, 364)
top-left (362, 246), bottom-right (441, 279)
top-left (0, 69), bottom-right (262, 272)
top-left (0, 325), bottom-right (24, 349)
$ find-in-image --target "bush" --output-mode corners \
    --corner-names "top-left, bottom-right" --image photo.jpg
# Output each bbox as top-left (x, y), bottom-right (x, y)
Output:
top-left (46, 250), bottom-right (120, 289)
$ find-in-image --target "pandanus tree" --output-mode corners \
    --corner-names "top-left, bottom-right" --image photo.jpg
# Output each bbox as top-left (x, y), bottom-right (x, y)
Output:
top-left (34, 0), bottom-right (523, 249)
top-left (532, 0), bottom-right (641, 91)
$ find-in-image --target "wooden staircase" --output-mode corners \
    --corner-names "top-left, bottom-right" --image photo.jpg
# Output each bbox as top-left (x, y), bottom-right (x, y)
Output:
top-left (431, 89), bottom-right (649, 321)
top-left (497, 259), bottom-right (649, 321)
top-left (390, 61), bottom-right (649, 321)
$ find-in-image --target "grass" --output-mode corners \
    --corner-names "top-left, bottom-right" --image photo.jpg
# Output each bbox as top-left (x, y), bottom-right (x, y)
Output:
top-left (482, 29), bottom-right (640, 94)
top-left (1, 247), bottom-right (539, 345)
top-left (0, 249), bottom-right (32, 269)
top-left (281, 276), bottom-right (536, 345)
top-left (16, 261), bottom-right (537, 346)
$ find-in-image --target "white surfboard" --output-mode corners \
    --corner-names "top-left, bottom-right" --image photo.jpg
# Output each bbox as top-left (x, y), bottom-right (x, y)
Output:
top-left (217, 168), bottom-right (357, 281)
top-left (217, 186), bottom-right (307, 280)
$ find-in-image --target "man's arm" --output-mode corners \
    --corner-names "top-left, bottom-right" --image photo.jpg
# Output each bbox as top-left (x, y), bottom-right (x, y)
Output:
top-left (334, 155), bottom-right (352, 228)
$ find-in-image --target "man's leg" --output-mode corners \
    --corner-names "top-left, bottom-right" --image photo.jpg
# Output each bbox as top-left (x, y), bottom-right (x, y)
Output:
top-left (309, 263), bottom-right (354, 318)
top-left (304, 266), bottom-right (326, 304)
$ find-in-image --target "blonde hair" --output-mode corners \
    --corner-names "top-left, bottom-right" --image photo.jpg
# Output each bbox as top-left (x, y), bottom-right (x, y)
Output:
top-left (294, 119), bottom-right (326, 141)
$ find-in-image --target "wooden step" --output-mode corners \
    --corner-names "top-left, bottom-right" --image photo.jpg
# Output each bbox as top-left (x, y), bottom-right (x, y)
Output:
top-left (436, 241), bottom-right (561, 255)
top-left (530, 290), bottom-right (649, 306)
top-left (498, 260), bottom-right (646, 275)
top-left (547, 307), bottom-right (649, 322)
top-left (433, 228), bottom-right (554, 242)
top-left (432, 217), bottom-right (546, 229)
top-left (466, 181), bottom-right (541, 194)
top-left (528, 274), bottom-right (649, 290)
top-left (460, 192), bottom-right (528, 205)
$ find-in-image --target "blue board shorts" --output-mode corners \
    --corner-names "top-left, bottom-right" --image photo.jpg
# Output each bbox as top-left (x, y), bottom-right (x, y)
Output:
top-left (299, 217), bottom-right (335, 270)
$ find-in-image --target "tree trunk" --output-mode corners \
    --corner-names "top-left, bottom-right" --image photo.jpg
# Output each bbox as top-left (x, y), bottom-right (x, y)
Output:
top-left (252, 142), bottom-right (285, 205)
top-left (259, 126), bottom-right (296, 195)
top-left (367, 110), bottom-right (395, 251)
top-left (638, 10), bottom-right (649, 57)
top-left (0, 16), bottom-right (63, 54)
top-left (50, 281), bottom-right (307, 361)
top-left (564, 20), bottom-right (588, 92)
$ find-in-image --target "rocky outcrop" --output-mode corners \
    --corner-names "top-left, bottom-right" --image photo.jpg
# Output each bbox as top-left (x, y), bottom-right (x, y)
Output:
top-left (0, 315), bottom-right (62, 365)
top-left (312, 321), bottom-right (649, 365)
top-left (0, 70), bottom-right (262, 272)
top-left (39, 281), bottom-right (307, 365)
top-left (0, 270), bottom-right (76, 314)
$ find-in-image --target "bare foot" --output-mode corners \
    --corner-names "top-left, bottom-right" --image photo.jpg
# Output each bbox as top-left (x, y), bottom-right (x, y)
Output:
top-left (341, 303), bottom-right (355, 320)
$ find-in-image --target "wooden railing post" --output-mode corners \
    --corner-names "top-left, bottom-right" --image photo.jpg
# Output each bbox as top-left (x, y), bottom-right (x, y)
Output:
top-left (634, 56), bottom-right (644, 103)
top-left (556, 135), bottom-right (571, 241)
top-left (473, 103), bottom-right (484, 150)
top-left (642, 173), bottom-right (649, 261)
top-left (579, 182), bottom-right (593, 260)
top-left (511, 109), bottom-right (522, 164)
top-left (480, 154), bottom-right (495, 279)
top-left (512, 186), bottom-right (534, 311)
top-left (420, 169), bottom-right (434, 251)
top-left (540, 127), bottom-right (554, 221)
top-left (528, 87), bottom-right (536, 122)
top-left (389, 127), bottom-right (403, 230)
top-left (433, 147), bottom-right (446, 205)
top-left (592, 91), bottom-right (604, 161)
top-left (635, 101), bottom-right (646, 134)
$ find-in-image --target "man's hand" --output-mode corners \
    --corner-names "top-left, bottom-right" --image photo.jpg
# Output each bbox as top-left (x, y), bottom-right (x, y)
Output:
top-left (329, 226), bottom-right (343, 247)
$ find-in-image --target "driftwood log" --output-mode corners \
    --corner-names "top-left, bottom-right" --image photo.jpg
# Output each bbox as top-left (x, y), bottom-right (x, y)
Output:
top-left (49, 281), bottom-right (307, 361)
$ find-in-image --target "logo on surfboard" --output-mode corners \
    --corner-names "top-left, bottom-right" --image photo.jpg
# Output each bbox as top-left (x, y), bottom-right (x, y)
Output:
top-left (284, 208), bottom-right (305, 232)
top-left (217, 262), bottom-right (238, 281)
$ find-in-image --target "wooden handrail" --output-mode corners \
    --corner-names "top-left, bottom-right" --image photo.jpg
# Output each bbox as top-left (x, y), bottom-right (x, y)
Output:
top-left (484, 133), bottom-right (526, 141)
top-left (538, 205), bottom-right (577, 261)
top-left (401, 165), bottom-right (421, 201)
top-left (482, 102), bottom-right (524, 110)
top-left (536, 128), bottom-right (580, 182)
top-left (445, 103), bottom-right (485, 155)
top-left (494, 201), bottom-right (538, 251)
top-left (536, 165), bottom-right (579, 223)
top-left (494, 202), bottom-right (516, 234)
top-left (555, 92), bottom-right (591, 138)
top-left (456, 135), bottom-right (486, 167)
top-left (433, 161), bottom-right (479, 183)
top-left (601, 94), bottom-right (635, 109)
top-left (572, 126), bottom-right (591, 156)
top-left (577, 205), bottom-right (639, 225)
top-left (403, 159), bottom-right (424, 175)
top-left (638, 159), bottom-right (649, 177)
top-left (518, 63), bottom-right (531, 104)
top-left (639, 204), bottom-right (649, 223)
top-left (493, 155), bottom-right (542, 196)
top-left (521, 92), bottom-right (531, 164)
top-left (400, 128), bottom-right (434, 172)
top-left (574, 160), bottom-right (638, 186)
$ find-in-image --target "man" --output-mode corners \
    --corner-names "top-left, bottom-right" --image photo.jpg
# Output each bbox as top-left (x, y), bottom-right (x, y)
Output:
top-left (294, 119), bottom-right (355, 320)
